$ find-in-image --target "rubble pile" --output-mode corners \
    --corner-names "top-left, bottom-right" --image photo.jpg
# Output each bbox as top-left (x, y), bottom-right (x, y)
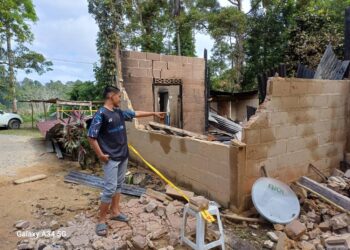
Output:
top-left (261, 169), bottom-right (350, 249)
top-left (14, 194), bottom-right (199, 250)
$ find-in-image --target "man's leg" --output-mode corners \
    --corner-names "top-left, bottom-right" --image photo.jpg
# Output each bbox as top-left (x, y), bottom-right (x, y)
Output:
top-left (110, 193), bottom-right (121, 215)
top-left (110, 158), bottom-right (128, 217)
top-left (97, 160), bottom-right (118, 234)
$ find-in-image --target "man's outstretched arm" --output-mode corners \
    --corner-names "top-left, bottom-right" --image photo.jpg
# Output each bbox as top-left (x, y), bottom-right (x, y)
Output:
top-left (135, 111), bottom-right (165, 119)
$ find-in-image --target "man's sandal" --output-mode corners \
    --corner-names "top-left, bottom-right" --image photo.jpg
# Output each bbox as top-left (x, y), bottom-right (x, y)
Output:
top-left (110, 213), bottom-right (129, 222)
top-left (95, 223), bottom-right (108, 236)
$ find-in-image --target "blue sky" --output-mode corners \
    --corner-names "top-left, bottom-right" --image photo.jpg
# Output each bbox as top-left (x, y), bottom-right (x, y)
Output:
top-left (17, 0), bottom-right (250, 83)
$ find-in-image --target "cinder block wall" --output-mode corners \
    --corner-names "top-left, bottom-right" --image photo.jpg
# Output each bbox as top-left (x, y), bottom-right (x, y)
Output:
top-left (121, 51), bottom-right (206, 133)
top-left (239, 77), bottom-right (350, 208)
top-left (118, 80), bottom-right (237, 207)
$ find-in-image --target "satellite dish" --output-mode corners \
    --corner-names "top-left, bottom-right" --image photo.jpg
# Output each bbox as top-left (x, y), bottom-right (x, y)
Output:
top-left (252, 177), bottom-right (300, 224)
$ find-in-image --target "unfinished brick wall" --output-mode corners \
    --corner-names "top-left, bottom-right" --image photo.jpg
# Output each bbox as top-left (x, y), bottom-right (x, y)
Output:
top-left (239, 77), bottom-right (350, 208)
top-left (121, 51), bottom-right (205, 133)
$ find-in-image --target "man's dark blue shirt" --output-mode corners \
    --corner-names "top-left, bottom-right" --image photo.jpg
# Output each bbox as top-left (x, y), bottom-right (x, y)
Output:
top-left (87, 107), bottom-right (135, 161)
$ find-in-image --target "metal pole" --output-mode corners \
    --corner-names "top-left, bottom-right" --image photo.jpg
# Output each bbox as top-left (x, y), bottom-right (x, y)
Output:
top-left (204, 48), bottom-right (209, 132)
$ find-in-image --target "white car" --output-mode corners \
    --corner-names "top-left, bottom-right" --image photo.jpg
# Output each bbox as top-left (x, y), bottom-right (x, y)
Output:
top-left (0, 110), bottom-right (23, 129)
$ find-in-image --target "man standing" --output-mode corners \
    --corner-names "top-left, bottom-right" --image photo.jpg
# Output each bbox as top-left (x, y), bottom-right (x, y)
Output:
top-left (88, 86), bottom-right (165, 236)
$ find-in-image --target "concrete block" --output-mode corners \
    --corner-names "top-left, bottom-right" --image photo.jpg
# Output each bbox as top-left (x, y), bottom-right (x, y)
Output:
top-left (167, 62), bottom-right (182, 70)
top-left (270, 79), bottom-right (290, 96)
top-left (138, 60), bottom-right (152, 68)
top-left (260, 128), bottom-right (276, 143)
top-left (182, 63), bottom-right (192, 70)
top-left (246, 144), bottom-right (268, 160)
top-left (313, 95), bottom-right (328, 107)
top-left (288, 109), bottom-right (318, 125)
top-left (243, 129), bottom-right (261, 145)
top-left (192, 71), bottom-right (205, 80)
top-left (286, 136), bottom-right (318, 153)
top-left (245, 112), bottom-right (271, 129)
top-left (152, 70), bottom-right (161, 78)
top-left (308, 81), bottom-right (324, 94)
top-left (128, 51), bottom-right (147, 59)
top-left (298, 96), bottom-right (314, 108)
top-left (275, 125), bottom-right (297, 139)
top-left (153, 61), bottom-right (167, 70)
top-left (160, 54), bottom-right (175, 62)
top-left (280, 96), bottom-right (299, 109)
top-left (161, 70), bottom-right (181, 78)
top-left (267, 140), bottom-right (287, 157)
top-left (146, 52), bottom-right (160, 61)
top-left (325, 233), bottom-right (350, 249)
top-left (290, 81), bottom-right (308, 95)
top-left (270, 112), bottom-right (288, 125)
top-left (124, 68), bottom-right (149, 78)
top-left (123, 58), bottom-right (139, 68)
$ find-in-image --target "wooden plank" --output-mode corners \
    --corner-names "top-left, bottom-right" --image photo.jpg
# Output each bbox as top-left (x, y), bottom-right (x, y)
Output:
top-left (14, 174), bottom-right (47, 184)
top-left (146, 188), bottom-right (173, 202)
top-left (149, 122), bottom-right (207, 140)
top-left (297, 176), bottom-right (350, 212)
top-left (56, 100), bottom-right (92, 106)
top-left (165, 184), bottom-right (194, 201)
top-left (221, 213), bottom-right (266, 223)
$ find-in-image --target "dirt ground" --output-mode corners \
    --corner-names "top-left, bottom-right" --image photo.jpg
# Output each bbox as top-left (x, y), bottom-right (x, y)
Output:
top-left (0, 133), bottom-right (101, 250)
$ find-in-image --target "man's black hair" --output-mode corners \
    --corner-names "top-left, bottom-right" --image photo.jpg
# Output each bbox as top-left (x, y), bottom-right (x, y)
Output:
top-left (103, 85), bottom-right (120, 99)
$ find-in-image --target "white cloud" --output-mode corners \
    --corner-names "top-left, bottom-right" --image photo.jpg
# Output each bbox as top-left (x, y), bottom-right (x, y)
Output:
top-left (18, 0), bottom-right (98, 83)
top-left (18, 0), bottom-right (251, 82)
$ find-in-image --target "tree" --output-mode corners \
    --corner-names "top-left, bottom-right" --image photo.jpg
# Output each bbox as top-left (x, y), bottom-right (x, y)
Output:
top-left (207, 6), bottom-right (247, 91)
top-left (88, 0), bottom-right (128, 88)
top-left (69, 81), bottom-right (100, 101)
top-left (0, 0), bottom-right (52, 112)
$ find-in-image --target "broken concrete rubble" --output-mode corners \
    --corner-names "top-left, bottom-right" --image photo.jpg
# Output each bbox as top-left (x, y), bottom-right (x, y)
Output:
top-left (284, 220), bottom-right (307, 240)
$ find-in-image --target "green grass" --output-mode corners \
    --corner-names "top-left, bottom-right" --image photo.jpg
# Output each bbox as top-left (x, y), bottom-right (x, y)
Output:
top-left (0, 122), bottom-right (42, 138)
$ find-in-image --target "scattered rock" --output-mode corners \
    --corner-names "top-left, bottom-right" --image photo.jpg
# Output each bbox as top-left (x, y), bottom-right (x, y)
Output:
top-left (263, 240), bottom-right (274, 249)
top-left (319, 221), bottom-right (330, 231)
top-left (299, 240), bottom-right (315, 250)
top-left (166, 203), bottom-right (177, 216)
top-left (249, 224), bottom-right (259, 230)
top-left (132, 173), bottom-right (146, 185)
top-left (92, 239), bottom-right (104, 250)
top-left (69, 234), bottom-right (90, 248)
top-left (267, 231), bottom-right (279, 242)
top-left (132, 235), bottom-right (147, 249)
top-left (330, 213), bottom-right (350, 230)
top-left (50, 220), bottom-right (60, 231)
top-left (150, 228), bottom-right (168, 240)
top-left (15, 220), bottom-right (30, 229)
top-left (145, 200), bottom-right (157, 213)
top-left (273, 224), bottom-right (284, 231)
top-left (284, 220), bottom-right (306, 240)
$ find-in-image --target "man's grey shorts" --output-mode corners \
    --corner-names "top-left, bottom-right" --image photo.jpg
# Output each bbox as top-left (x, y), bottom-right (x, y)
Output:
top-left (100, 158), bottom-right (128, 203)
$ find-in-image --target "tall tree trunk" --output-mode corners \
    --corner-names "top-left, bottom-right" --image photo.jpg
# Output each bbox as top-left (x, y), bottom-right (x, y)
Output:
top-left (177, 24), bottom-right (181, 56)
top-left (6, 29), bottom-right (17, 113)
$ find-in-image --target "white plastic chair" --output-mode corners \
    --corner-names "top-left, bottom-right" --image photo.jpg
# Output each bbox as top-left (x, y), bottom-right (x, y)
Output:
top-left (180, 201), bottom-right (225, 250)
